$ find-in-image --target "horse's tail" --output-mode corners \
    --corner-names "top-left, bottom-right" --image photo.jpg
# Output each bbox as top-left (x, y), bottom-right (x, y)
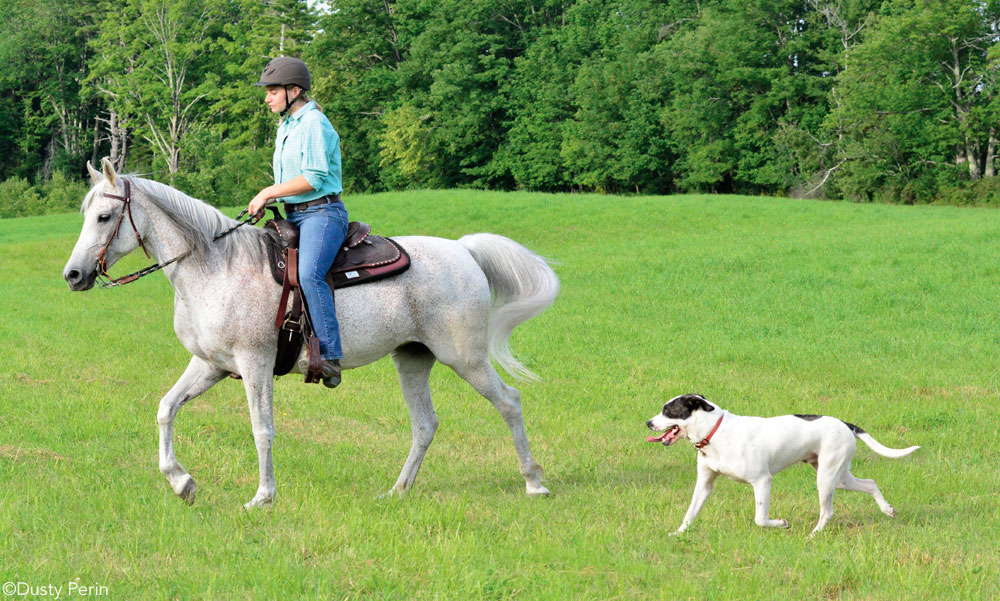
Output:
top-left (458, 233), bottom-right (559, 381)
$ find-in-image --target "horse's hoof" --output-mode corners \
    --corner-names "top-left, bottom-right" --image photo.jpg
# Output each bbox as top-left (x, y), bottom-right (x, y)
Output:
top-left (243, 493), bottom-right (274, 509)
top-left (379, 484), bottom-right (409, 500)
top-left (526, 483), bottom-right (550, 496)
top-left (178, 477), bottom-right (197, 505)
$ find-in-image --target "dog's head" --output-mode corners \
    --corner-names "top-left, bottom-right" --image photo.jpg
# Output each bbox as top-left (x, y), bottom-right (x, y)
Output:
top-left (646, 394), bottom-right (717, 446)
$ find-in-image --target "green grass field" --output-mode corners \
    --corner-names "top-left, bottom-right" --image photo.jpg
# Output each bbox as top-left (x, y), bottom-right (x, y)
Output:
top-left (1, 191), bottom-right (998, 600)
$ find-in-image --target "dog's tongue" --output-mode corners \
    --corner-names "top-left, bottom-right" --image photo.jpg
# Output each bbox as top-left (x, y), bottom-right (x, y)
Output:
top-left (647, 431), bottom-right (671, 443)
top-left (647, 425), bottom-right (680, 445)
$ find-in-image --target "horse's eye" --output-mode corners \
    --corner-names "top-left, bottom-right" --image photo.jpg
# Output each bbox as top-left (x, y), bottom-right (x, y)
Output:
top-left (97, 213), bottom-right (112, 223)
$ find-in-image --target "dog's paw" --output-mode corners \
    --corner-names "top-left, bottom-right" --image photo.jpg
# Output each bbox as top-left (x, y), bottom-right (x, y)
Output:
top-left (884, 506), bottom-right (896, 518)
top-left (779, 519), bottom-right (790, 529)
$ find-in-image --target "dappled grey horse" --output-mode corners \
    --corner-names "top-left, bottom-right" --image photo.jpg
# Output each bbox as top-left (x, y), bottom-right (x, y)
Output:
top-left (63, 158), bottom-right (558, 507)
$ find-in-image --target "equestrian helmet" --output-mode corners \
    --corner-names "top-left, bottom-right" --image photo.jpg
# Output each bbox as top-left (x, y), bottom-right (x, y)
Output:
top-left (255, 57), bottom-right (311, 90)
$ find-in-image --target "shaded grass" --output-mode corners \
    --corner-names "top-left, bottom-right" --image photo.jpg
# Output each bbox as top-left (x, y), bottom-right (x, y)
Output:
top-left (1, 192), bottom-right (998, 599)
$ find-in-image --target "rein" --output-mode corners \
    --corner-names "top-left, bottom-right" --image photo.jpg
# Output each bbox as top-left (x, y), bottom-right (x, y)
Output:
top-left (212, 208), bottom-right (265, 241)
top-left (95, 179), bottom-right (187, 288)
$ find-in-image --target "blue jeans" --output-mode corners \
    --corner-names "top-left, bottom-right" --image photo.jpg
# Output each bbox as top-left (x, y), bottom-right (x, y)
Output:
top-left (285, 201), bottom-right (348, 360)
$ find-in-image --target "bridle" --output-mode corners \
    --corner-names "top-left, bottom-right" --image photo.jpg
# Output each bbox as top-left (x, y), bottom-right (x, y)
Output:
top-left (95, 179), bottom-right (186, 288)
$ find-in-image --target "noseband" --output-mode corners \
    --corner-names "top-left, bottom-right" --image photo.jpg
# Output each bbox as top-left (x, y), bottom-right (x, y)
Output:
top-left (96, 179), bottom-right (185, 288)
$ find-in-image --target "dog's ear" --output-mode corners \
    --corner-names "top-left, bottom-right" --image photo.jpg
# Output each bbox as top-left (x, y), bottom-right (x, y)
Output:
top-left (689, 395), bottom-right (714, 413)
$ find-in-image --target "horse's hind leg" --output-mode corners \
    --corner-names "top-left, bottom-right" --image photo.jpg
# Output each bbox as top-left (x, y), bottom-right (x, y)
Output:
top-left (158, 356), bottom-right (228, 504)
top-left (389, 344), bottom-right (439, 495)
top-left (452, 358), bottom-right (548, 496)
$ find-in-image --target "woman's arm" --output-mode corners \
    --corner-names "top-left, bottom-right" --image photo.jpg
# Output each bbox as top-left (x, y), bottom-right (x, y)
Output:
top-left (248, 175), bottom-right (314, 214)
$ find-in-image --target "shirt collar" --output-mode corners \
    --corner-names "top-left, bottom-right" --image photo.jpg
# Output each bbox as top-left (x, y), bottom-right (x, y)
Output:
top-left (285, 100), bottom-right (316, 123)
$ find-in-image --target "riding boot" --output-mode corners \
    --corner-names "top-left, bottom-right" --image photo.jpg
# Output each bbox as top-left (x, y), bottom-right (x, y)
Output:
top-left (321, 359), bottom-right (342, 389)
top-left (298, 357), bottom-right (342, 388)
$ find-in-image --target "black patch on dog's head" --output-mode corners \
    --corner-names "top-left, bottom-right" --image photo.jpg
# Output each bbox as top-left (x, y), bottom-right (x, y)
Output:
top-left (662, 394), bottom-right (715, 419)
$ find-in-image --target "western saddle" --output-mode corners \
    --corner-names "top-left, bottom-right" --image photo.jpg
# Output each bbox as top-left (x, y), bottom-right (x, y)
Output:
top-left (260, 207), bottom-right (410, 381)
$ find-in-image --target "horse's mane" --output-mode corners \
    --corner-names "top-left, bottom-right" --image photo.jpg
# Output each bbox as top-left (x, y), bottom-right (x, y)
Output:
top-left (87, 176), bottom-right (270, 266)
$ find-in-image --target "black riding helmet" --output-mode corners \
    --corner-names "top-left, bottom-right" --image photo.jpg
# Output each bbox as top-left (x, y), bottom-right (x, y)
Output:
top-left (255, 57), bottom-right (311, 116)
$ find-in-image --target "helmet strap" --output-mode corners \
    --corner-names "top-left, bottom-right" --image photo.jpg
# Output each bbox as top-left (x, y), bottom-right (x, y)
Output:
top-left (280, 86), bottom-right (302, 117)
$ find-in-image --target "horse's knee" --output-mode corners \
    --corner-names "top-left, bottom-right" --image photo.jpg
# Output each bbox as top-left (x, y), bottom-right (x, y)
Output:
top-left (409, 410), bottom-right (438, 444)
top-left (421, 413), bottom-right (439, 435)
top-left (157, 392), bottom-right (193, 426)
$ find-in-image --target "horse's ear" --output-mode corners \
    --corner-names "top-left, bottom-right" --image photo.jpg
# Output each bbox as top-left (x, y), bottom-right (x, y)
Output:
top-left (100, 157), bottom-right (118, 187)
top-left (87, 161), bottom-right (103, 185)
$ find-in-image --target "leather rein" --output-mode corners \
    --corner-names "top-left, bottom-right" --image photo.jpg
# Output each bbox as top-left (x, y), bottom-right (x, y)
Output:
top-left (96, 179), bottom-right (186, 288)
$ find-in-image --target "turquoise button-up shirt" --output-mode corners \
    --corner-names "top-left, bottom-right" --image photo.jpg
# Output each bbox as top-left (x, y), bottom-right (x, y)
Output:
top-left (273, 101), bottom-right (342, 203)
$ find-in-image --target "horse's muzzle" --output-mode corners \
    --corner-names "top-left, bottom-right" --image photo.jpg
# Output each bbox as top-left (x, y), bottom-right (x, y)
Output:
top-left (63, 265), bottom-right (97, 291)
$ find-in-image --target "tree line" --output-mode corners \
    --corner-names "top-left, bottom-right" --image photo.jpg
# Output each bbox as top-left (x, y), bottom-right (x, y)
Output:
top-left (1, 0), bottom-right (998, 215)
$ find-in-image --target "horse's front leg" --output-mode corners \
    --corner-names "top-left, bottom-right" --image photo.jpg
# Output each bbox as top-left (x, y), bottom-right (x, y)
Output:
top-left (158, 356), bottom-right (228, 504)
top-left (240, 362), bottom-right (277, 508)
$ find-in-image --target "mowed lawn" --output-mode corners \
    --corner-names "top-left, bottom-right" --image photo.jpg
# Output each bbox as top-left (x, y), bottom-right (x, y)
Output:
top-left (1, 191), bottom-right (998, 600)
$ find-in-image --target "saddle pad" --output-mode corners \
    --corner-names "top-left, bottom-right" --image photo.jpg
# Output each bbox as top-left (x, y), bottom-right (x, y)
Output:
top-left (327, 234), bottom-right (410, 289)
top-left (265, 226), bottom-right (411, 289)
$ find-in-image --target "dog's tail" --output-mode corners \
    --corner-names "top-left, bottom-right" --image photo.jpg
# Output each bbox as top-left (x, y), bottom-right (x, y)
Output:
top-left (845, 421), bottom-right (920, 459)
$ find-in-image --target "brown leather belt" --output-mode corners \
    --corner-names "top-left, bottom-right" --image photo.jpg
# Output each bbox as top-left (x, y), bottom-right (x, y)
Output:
top-left (284, 193), bottom-right (341, 213)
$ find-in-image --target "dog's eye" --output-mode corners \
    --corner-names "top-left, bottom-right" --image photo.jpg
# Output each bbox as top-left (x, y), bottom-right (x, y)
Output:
top-left (97, 213), bottom-right (112, 223)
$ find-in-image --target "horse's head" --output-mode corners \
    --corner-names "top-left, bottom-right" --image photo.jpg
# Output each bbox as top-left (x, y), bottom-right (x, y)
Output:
top-left (63, 158), bottom-right (151, 290)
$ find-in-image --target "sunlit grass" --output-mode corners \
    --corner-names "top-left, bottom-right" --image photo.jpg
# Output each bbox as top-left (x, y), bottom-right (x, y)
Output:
top-left (1, 192), bottom-right (998, 599)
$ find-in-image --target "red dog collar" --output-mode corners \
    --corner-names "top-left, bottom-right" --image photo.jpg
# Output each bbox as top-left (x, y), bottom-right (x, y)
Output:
top-left (694, 414), bottom-right (725, 450)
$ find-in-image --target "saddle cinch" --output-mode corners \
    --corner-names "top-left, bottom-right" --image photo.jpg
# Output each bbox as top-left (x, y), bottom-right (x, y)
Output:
top-left (261, 207), bottom-right (410, 380)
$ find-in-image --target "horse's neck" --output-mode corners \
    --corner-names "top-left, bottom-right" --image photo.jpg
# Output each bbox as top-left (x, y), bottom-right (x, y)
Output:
top-left (141, 202), bottom-right (231, 290)
top-left (142, 207), bottom-right (190, 266)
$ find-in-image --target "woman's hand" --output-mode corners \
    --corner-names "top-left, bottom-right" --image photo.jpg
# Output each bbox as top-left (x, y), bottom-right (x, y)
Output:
top-left (248, 177), bottom-right (313, 216)
top-left (248, 187), bottom-right (273, 216)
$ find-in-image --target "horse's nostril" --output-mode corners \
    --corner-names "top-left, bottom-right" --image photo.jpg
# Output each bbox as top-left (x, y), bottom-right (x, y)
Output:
top-left (65, 269), bottom-right (81, 283)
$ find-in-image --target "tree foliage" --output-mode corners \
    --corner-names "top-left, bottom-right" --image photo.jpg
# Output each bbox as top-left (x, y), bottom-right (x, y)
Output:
top-left (2, 0), bottom-right (999, 212)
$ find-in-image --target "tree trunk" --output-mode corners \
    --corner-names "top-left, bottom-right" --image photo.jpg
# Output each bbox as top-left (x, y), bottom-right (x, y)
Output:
top-left (965, 137), bottom-right (982, 180)
top-left (105, 110), bottom-right (128, 171)
top-left (91, 118), bottom-right (100, 168)
top-left (986, 129), bottom-right (996, 178)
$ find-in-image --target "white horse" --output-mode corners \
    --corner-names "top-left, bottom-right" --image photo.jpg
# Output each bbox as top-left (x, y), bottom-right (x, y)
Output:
top-left (63, 158), bottom-right (558, 507)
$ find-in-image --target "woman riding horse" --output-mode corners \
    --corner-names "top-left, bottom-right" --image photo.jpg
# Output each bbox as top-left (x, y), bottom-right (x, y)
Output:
top-left (249, 57), bottom-right (346, 388)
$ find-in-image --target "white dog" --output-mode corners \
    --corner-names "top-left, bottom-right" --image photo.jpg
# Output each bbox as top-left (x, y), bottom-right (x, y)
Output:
top-left (646, 394), bottom-right (919, 536)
